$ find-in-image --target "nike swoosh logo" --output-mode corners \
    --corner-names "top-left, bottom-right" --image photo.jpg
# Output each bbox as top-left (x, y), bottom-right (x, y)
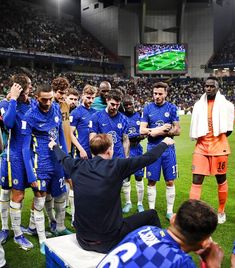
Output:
top-left (102, 123), bottom-right (108, 126)
top-left (39, 123), bottom-right (45, 127)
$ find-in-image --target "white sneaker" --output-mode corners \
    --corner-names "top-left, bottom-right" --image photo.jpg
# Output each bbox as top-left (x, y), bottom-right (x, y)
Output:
top-left (218, 212), bottom-right (226, 224)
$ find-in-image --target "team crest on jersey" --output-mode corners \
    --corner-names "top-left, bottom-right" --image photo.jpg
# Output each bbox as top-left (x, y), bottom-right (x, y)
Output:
top-left (136, 121), bottom-right (140, 125)
top-left (1, 177), bottom-right (5, 183)
top-left (147, 171), bottom-right (152, 177)
top-left (13, 179), bottom-right (19, 185)
top-left (48, 128), bottom-right (58, 141)
top-left (164, 112), bottom-right (170, 117)
top-left (41, 180), bottom-right (46, 187)
top-left (117, 123), bottom-right (122, 129)
top-left (54, 116), bottom-right (59, 123)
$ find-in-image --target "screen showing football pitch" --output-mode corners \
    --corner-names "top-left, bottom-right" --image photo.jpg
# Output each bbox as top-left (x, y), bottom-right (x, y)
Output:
top-left (136, 44), bottom-right (187, 75)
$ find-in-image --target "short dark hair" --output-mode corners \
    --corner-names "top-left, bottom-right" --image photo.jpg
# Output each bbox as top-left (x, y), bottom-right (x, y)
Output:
top-left (9, 74), bottom-right (29, 92)
top-left (67, 87), bottom-right (79, 97)
top-left (90, 134), bottom-right (113, 156)
top-left (153, 82), bottom-right (168, 91)
top-left (35, 84), bottom-right (52, 96)
top-left (205, 76), bottom-right (219, 88)
top-left (51, 77), bottom-right (70, 92)
top-left (106, 89), bottom-right (123, 102)
top-left (122, 94), bottom-right (134, 104)
top-left (175, 200), bottom-right (217, 245)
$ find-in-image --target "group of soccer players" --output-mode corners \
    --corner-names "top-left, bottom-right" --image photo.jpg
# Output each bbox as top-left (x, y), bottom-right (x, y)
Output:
top-left (0, 73), bottom-right (233, 267)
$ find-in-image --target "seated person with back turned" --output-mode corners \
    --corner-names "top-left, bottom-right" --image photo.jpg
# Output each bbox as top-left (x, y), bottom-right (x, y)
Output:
top-left (97, 199), bottom-right (224, 268)
top-left (48, 133), bottom-right (174, 254)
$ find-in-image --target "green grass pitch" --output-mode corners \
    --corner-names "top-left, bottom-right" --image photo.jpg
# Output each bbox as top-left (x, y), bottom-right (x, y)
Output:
top-left (2, 115), bottom-right (235, 267)
top-left (138, 51), bottom-right (185, 71)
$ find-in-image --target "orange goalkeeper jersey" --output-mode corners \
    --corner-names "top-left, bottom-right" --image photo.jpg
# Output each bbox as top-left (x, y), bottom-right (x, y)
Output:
top-left (194, 100), bottom-right (230, 156)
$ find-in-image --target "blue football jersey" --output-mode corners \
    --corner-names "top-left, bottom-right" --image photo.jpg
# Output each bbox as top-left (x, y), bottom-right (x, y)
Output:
top-left (90, 110), bottom-right (129, 158)
top-left (141, 102), bottom-right (179, 145)
top-left (70, 104), bottom-right (96, 155)
top-left (22, 103), bottom-right (63, 172)
top-left (2, 99), bottom-right (32, 156)
top-left (97, 226), bottom-right (196, 268)
top-left (125, 112), bottom-right (142, 140)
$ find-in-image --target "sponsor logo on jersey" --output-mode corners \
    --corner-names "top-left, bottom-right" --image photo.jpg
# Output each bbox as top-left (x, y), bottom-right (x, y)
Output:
top-left (155, 120), bottom-right (164, 127)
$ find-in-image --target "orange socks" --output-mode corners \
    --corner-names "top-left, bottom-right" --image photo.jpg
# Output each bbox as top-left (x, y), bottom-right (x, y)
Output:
top-left (189, 184), bottom-right (202, 200)
top-left (218, 180), bottom-right (228, 213)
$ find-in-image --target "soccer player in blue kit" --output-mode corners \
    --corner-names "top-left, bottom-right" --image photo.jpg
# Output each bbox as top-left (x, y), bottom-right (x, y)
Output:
top-left (22, 84), bottom-right (69, 254)
top-left (70, 84), bottom-right (97, 159)
top-left (1, 75), bottom-right (34, 250)
top-left (97, 200), bottom-right (224, 268)
top-left (140, 82), bottom-right (180, 220)
top-left (121, 95), bottom-right (146, 214)
top-left (89, 89), bottom-right (130, 159)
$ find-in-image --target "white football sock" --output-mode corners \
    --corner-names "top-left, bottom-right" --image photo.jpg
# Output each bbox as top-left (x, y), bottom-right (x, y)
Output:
top-left (69, 189), bottom-right (75, 223)
top-left (0, 189), bottom-right (10, 230)
top-left (166, 185), bottom-right (175, 214)
top-left (44, 194), bottom-right (55, 223)
top-left (34, 196), bottom-right (46, 244)
top-left (136, 180), bottom-right (144, 205)
top-left (122, 181), bottom-right (131, 204)
top-left (54, 194), bottom-right (66, 232)
top-left (147, 185), bottom-right (156, 209)
top-left (10, 201), bottom-right (22, 237)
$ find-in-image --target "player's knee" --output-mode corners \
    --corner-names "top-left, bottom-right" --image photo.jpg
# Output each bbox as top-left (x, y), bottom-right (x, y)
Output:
top-left (148, 180), bottom-right (156, 186)
top-left (135, 176), bottom-right (143, 182)
top-left (166, 180), bottom-right (174, 187)
top-left (11, 190), bottom-right (24, 203)
top-left (216, 174), bottom-right (226, 184)
top-left (54, 194), bottom-right (66, 205)
top-left (192, 175), bottom-right (204, 185)
top-left (34, 196), bottom-right (46, 212)
top-left (46, 194), bottom-right (53, 202)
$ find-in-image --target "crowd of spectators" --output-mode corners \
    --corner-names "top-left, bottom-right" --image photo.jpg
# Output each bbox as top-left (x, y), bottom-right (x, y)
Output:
top-left (0, 1), bottom-right (114, 61)
top-left (209, 30), bottom-right (235, 66)
top-left (1, 66), bottom-right (234, 113)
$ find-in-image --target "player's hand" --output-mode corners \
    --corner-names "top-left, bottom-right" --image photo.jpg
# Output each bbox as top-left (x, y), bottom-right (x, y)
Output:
top-left (231, 254), bottom-right (235, 268)
top-left (80, 148), bottom-right (88, 159)
top-left (48, 138), bottom-right (57, 150)
top-left (162, 137), bottom-right (175, 146)
top-left (10, 83), bottom-right (23, 100)
top-left (197, 241), bottom-right (224, 268)
top-left (31, 181), bottom-right (38, 189)
top-left (162, 123), bottom-right (172, 133)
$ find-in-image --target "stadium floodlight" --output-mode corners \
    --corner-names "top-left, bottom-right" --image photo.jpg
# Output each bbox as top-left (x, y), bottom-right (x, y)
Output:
top-left (50, 0), bottom-right (66, 18)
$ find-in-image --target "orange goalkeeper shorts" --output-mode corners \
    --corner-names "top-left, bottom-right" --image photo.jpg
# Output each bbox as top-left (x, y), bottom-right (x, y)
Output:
top-left (192, 153), bottom-right (228, 176)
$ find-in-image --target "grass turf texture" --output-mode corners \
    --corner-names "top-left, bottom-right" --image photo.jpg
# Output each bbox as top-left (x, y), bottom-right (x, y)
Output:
top-left (2, 115), bottom-right (235, 267)
top-left (138, 51), bottom-right (185, 72)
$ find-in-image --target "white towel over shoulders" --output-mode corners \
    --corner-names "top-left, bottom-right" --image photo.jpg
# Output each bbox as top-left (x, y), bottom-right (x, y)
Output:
top-left (190, 91), bottom-right (234, 139)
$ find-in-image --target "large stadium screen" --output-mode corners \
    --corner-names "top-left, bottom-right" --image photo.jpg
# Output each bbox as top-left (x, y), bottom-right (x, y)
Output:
top-left (135, 44), bottom-right (187, 75)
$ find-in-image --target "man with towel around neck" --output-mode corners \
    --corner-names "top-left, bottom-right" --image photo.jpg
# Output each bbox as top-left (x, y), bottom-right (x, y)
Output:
top-left (189, 76), bottom-right (234, 224)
